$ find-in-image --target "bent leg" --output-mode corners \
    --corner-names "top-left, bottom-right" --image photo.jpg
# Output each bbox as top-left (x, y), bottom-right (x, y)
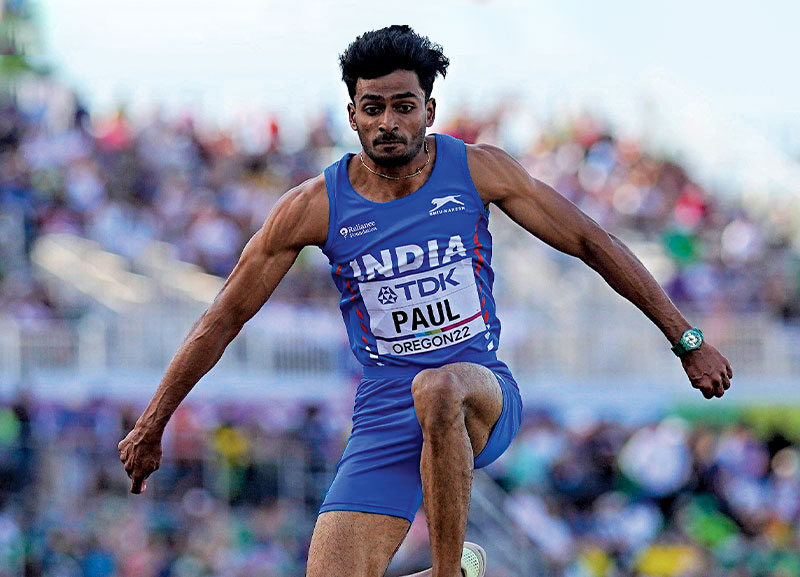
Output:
top-left (411, 362), bottom-right (504, 577)
top-left (307, 510), bottom-right (410, 577)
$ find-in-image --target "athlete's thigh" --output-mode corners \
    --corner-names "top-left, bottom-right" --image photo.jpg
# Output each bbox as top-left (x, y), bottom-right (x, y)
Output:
top-left (306, 510), bottom-right (410, 577)
top-left (437, 361), bottom-right (504, 457)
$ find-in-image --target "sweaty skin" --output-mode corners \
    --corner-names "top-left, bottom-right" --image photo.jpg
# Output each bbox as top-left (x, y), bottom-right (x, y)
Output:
top-left (119, 68), bottom-right (732, 577)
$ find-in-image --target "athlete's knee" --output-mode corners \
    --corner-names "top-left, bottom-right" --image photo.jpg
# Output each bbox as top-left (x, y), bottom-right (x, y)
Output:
top-left (411, 368), bottom-right (464, 430)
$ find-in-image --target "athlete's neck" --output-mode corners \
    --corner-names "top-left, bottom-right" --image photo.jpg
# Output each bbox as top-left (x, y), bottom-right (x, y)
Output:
top-left (350, 135), bottom-right (437, 203)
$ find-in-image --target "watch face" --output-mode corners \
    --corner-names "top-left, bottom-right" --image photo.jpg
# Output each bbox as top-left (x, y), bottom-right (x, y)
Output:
top-left (683, 330), bottom-right (702, 349)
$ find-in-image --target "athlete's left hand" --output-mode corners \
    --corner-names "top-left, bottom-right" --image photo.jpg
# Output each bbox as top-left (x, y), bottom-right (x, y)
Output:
top-left (680, 343), bottom-right (733, 399)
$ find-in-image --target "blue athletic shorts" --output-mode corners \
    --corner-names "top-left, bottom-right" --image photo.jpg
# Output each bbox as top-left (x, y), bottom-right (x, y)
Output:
top-left (319, 357), bottom-right (523, 523)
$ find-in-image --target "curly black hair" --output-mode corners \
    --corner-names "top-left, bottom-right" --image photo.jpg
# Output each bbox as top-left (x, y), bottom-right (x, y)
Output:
top-left (339, 25), bottom-right (450, 102)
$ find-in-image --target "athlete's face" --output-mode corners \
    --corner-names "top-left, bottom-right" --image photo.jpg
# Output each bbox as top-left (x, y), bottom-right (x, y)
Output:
top-left (348, 70), bottom-right (436, 168)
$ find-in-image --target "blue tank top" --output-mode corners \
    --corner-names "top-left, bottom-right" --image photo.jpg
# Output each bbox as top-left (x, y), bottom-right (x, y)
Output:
top-left (321, 133), bottom-right (501, 370)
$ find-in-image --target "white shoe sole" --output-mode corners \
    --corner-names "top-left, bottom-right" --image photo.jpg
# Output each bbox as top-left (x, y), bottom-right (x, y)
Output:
top-left (461, 541), bottom-right (487, 577)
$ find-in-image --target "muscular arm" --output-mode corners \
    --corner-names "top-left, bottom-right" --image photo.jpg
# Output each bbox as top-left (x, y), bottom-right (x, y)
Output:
top-left (468, 144), bottom-right (689, 343)
top-left (467, 143), bottom-right (732, 396)
top-left (120, 176), bottom-right (328, 492)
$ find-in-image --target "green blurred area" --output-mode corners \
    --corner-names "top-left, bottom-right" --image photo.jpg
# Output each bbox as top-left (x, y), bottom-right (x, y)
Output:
top-left (673, 404), bottom-right (800, 441)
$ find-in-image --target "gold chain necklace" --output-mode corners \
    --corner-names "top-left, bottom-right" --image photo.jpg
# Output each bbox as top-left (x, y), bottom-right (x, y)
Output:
top-left (359, 141), bottom-right (430, 180)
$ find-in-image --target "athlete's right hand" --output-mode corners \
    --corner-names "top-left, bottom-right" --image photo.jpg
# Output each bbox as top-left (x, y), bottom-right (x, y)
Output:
top-left (118, 426), bottom-right (162, 494)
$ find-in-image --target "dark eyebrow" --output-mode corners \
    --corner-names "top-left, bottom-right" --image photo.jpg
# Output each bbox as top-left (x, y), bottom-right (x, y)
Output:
top-left (359, 91), bottom-right (421, 103)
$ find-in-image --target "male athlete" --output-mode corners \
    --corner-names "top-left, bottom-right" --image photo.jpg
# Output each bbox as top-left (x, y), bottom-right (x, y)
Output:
top-left (119, 25), bottom-right (733, 577)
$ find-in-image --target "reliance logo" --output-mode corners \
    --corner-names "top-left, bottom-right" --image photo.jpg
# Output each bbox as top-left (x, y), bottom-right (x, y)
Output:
top-left (340, 221), bottom-right (378, 238)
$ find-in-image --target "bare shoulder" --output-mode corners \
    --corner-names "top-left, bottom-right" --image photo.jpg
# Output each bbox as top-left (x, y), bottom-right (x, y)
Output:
top-left (262, 174), bottom-right (329, 250)
top-left (465, 142), bottom-right (528, 204)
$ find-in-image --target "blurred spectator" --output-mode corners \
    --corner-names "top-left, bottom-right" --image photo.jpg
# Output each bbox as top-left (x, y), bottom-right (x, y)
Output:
top-left (1, 77), bottom-right (800, 324)
top-left (0, 59), bottom-right (799, 577)
top-left (0, 392), bottom-right (795, 576)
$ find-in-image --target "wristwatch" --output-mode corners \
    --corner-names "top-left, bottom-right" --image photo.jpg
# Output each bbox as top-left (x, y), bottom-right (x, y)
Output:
top-left (671, 328), bottom-right (704, 357)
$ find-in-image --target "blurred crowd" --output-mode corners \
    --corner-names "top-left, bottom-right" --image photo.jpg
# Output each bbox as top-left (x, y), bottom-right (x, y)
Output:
top-left (2, 5), bottom-right (800, 576)
top-left (0, 394), bottom-right (347, 577)
top-left (0, 394), bottom-right (798, 576)
top-left (450, 107), bottom-right (800, 318)
top-left (490, 408), bottom-right (800, 577)
top-left (1, 81), bottom-right (800, 325)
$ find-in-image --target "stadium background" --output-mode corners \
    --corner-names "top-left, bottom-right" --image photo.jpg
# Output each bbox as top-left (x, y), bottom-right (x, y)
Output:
top-left (1, 1), bottom-right (800, 575)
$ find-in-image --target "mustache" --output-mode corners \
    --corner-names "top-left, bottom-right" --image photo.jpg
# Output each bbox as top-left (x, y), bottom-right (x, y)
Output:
top-left (375, 136), bottom-right (406, 144)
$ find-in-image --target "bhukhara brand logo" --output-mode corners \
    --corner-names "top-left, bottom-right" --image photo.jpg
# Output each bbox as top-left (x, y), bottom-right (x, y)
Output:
top-left (429, 195), bottom-right (466, 216)
top-left (340, 221), bottom-right (378, 238)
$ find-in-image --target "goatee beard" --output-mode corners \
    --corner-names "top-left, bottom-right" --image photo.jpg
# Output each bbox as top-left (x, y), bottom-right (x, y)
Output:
top-left (360, 130), bottom-right (426, 168)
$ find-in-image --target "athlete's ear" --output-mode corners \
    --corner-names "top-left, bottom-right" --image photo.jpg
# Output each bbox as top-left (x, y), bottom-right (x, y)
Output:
top-left (348, 102), bottom-right (358, 131)
top-left (426, 98), bottom-right (436, 128)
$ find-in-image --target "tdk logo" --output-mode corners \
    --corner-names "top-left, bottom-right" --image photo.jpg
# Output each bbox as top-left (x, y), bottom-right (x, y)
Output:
top-left (429, 195), bottom-right (466, 216)
top-left (394, 268), bottom-right (459, 300)
top-left (377, 287), bottom-right (398, 305)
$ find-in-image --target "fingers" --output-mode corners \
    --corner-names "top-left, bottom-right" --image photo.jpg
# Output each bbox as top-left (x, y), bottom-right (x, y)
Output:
top-left (688, 360), bottom-right (733, 399)
top-left (118, 437), bottom-right (157, 495)
top-left (691, 377), bottom-right (715, 399)
top-left (131, 476), bottom-right (147, 494)
top-left (684, 347), bottom-right (734, 399)
top-left (699, 375), bottom-right (730, 399)
top-left (124, 462), bottom-right (152, 494)
top-left (693, 376), bottom-right (729, 399)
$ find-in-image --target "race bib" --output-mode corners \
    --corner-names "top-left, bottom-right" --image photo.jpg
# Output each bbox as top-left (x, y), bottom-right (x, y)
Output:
top-left (360, 258), bottom-right (486, 356)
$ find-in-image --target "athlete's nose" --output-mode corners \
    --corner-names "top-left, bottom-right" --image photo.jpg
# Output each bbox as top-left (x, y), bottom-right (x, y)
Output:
top-left (378, 109), bottom-right (399, 134)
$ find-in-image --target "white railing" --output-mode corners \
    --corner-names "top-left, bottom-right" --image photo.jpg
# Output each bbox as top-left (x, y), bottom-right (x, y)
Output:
top-left (13, 231), bottom-right (797, 401)
top-left (1, 304), bottom-right (799, 397)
